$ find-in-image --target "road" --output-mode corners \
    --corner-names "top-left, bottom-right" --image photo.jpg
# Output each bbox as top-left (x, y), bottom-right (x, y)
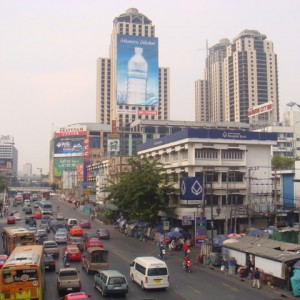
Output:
top-left (1, 197), bottom-right (294, 300)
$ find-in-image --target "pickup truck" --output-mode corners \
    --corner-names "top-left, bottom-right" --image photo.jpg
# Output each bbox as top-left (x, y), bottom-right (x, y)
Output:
top-left (43, 240), bottom-right (60, 258)
top-left (57, 268), bottom-right (81, 295)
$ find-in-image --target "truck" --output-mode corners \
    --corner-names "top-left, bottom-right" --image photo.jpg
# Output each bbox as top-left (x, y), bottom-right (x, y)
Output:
top-left (57, 268), bottom-right (81, 295)
top-left (43, 240), bottom-right (60, 258)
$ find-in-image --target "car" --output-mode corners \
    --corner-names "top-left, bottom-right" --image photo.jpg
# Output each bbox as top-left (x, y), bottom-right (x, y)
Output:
top-left (64, 245), bottom-right (82, 261)
top-left (63, 292), bottom-right (91, 300)
top-left (28, 226), bottom-right (37, 234)
top-left (55, 231), bottom-right (68, 244)
top-left (33, 211), bottom-right (42, 219)
top-left (67, 236), bottom-right (84, 252)
top-left (80, 220), bottom-right (91, 229)
top-left (41, 215), bottom-right (52, 222)
top-left (44, 254), bottom-right (56, 271)
top-left (32, 193), bottom-right (38, 201)
top-left (84, 238), bottom-right (103, 250)
top-left (69, 226), bottom-right (84, 236)
top-left (43, 240), bottom-right (60, 258)
top-left (66, 196), bottom-right (73, 203)
top-left (33, 202), bottom-right (39, 208)
top-left (7, 215), bottom-right (16, 224)
top-left (52, 222), bottom-right (66, 233)
top-left (57, 228), bottom-right (68, 235)
top-left (97, 228), bottom-right (110, 240)
top-left (35, 229), bottom-right (48, 240)
top-left (93, 270), bottom-right (128, 296)
top-left (13, 213), bottom-right (21, 220)
top-left (25, 216), bottom-right (37, 227)
top-left (39, 222), bottom-right (50, 233)
top-left (0, 255), bottom-right (8, 269)
top-left (57, 212), bottom-right (64, 220)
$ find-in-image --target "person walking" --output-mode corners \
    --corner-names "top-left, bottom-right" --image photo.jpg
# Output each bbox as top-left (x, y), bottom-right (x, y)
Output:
top-left (253, 268), bottom-right (261, 289)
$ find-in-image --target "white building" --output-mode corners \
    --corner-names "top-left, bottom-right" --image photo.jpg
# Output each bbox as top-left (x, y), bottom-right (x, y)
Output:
top-left (96, 8), bottom-right (170, 128)
top-left (137, 128), bottom-right (277, 235)
top-left (23, 163), bottom-right (32, 176)
top-left (0, 135), bottom-right (18, 177)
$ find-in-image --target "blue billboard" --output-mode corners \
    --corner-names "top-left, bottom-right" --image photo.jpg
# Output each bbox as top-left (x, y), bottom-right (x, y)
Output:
top-left (117, 34), bottom-right (159, 106)
top-left (180, 176), bottom-right (203, 200)
top-left (54, 136), bottom-right (85, 157)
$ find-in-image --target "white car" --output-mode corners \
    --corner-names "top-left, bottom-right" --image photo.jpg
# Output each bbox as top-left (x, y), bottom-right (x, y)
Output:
top-left (57, 213), bottom-right (64, 220)
top-left (13, 213), bottom-right (21, 220)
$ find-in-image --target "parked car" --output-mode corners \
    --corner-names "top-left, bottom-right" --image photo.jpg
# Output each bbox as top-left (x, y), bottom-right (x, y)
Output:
top-left (7, 215), bottom-right (16, 224)
top-left (80, 220), bottom-right (91, 229)
top-left (93, 270), bottom-right (128, 297)
top-left (55, 231), bottom-right (68, 244)
top-left (64, 245), bottom-right (81, 261)
top-left (0, 255), bottom-right (8, 269)
top-left (97, 228), bottom-right (110, 240)
top-left (69, 226), bottom-right (84, 236)
top-left (63, 292), bottom-right (91, 300)
top-left (44, 254), bottom-right (56, 271)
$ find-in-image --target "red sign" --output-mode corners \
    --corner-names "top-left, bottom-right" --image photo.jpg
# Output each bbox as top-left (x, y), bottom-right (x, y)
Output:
top-left (55, 131), bottom-right (87, 137)
top-left (84, 138), bottom-right (89, 161)
top-left (77, 163), bottom-right (84, 179)
top-left (248, 102), bottom-right (273, 117)
top-left (137, 110), bottom-right (158, 116)
top-left (111, 120), bottom-right (117, 134)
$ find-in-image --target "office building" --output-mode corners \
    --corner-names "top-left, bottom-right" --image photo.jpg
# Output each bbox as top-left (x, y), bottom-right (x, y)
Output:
top-left (96, 8), bottom-right (170, 129)
top-left (23, 163), bottom-right (32, 176)
top-left (0, 135), bottom-right (18, 178)
top-left (196, 30), bottom-right (279, 125)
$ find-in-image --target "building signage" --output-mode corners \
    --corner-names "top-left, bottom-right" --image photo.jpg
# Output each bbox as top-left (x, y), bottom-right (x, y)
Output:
top-left (84, 138), bottom-right (89, 161)
top-left (180, 176), bottom-right (203, 200)
top-left (195, 216), bottom-right (207, 247)
top-left (248, 101), bottom-right (273, 117)
top-left (0, 135), bottom-right (14, 144)
top-left (116, 34), bottom-right (159, 107)
top-left (55, 125), bottom-right (87, 137)
top-left (54, 136), bottom-right (85, 157)
top-left (53, 157), bottom-right (84, 177)
top-left (182, 215), bottom-right (192, 226)
top-left (107, 139), bottom-right (120, 152)
top-left (137, 110), bottom-right (158, 116)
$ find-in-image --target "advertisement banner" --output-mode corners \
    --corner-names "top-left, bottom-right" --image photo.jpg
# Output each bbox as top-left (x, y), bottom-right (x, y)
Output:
top-left (180, 176), bottom-right (203, 200)
top-left (84, 138), bottom-right (89, 161)
top-left (53, 157), bottom-right (84, 177)
top-left (76, 163), bottom-right (84, 180)
top-left (54, 136), bottom-right (85, 157)
top-left (55, 125), bottom-right (87, 137)
top-left (0, 159), bottom-right (13, 170)
top-left (117, 34), bottom-right (159, 106)
top-left (107, 139), bottom-right (120, 152)
top-left (248, 101), bottom-right (273, 117)
top-left (195, 216), bottom-right (207, 247)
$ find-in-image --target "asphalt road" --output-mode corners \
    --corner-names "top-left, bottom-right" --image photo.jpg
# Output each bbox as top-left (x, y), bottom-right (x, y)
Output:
top-left (0, 197), bottom-right (295, 300)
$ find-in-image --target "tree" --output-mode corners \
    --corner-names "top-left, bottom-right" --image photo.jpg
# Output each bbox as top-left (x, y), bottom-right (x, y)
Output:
top-left (105, 157), bottom-right (175, 223)
top-left (0, 177), bottom-right (8, 193)
top-left (272, 155), bottom-right (294, 169)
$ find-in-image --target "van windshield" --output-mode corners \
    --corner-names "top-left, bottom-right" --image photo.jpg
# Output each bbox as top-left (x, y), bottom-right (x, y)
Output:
top-left (108, 277), bottom-right (126, 284)
top-left (147, 268), bottom-right (168, 276)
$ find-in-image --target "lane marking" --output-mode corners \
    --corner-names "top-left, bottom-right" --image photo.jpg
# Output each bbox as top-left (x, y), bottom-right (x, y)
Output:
top-left (222, 282), bottom-right (239, 292)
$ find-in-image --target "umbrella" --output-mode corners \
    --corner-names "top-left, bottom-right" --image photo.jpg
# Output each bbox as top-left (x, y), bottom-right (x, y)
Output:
top-left (248, 229), bottom-right (263, 236)
top-left (227, 233), bottom-right (241, 238)
top-left (213, 235), bottom-right (228, 247)
top-left (167, 231), bottom-right (183, 238)
top-left (171, 227), bottom-right (183, 232)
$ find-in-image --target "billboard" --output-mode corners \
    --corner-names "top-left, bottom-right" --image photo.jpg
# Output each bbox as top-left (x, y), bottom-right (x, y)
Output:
top-left (0, 158), bottom-right (13, 170)
top-left (53, 157), bottom-right (84, 177)
top-left (180, 176), bottom-right (203, 201)
top-left (55, 125), bottom-right (87, 137)
top-left (248, 101), bottom-right (273, 117)
top-left (54, 136), bottom-right (85, 157)
top-left (117, 34), bottom-right (159, 106)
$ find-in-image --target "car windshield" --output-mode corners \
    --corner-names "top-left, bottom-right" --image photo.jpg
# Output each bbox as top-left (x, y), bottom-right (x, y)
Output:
top-left (44, 242), bottom-right (57, 248)
top-left (108, 277), bottom-right (126, 285)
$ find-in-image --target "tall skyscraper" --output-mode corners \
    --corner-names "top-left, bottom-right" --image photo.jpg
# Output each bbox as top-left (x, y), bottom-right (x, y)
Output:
top-left (23, 163), bottom-right (32, 176)
top-left (96, 8), bottom-right (170, 129)
top-left (195, 30), bottom-right (279, 124)
top-left (0, 135), bottom-right (18, 177)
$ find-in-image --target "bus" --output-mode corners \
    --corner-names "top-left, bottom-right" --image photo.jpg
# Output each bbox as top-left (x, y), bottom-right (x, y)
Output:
top-left (38, 200), bottom-right (53, 215)
top-left (2, 227), bottom-right (36, 256)
top-left (0, 245), bottom-right (45, 300)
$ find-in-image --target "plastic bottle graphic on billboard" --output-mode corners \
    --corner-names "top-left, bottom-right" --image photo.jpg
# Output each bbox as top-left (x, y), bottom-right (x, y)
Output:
top-left (127, 47), bottom-right (148, 105)
top-left (117, 34), bottom-right (158, 106)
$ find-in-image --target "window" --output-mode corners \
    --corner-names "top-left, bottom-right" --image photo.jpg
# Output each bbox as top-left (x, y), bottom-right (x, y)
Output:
top-left (221, 150), bottom-right (243, 160)
top-left (135, 263), bottom-right (146, 275)
top-left (195, 149), bottom-right (218, 159)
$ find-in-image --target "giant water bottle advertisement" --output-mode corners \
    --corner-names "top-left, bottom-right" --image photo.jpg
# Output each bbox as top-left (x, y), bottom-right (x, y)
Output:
top-left (116, 34), bottom-right (159, 106)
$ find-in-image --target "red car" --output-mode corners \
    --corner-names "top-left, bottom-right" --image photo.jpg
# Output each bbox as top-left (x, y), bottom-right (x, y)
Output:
top-left (80, 220), bottom-right (91, 229)
top-left (7, 215), bottom-right (16, 224)
top-left (63, 292), bottom-right (90, 300)
top-left (64, 245), bottom-right (81, 261)
top-left (69, 226), bottom-right (84, 236)
top-left (85, 238), bottom-right (103, 250)
top-left (0, 255), bottom-right (8, 269)
top-left (33, 211), bottom-right (42, 219)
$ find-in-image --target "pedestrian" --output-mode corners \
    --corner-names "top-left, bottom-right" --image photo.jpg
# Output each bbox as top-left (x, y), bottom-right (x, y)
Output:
top-left (182, 241), bottom-right (190, 257)
top-left (253, 268), bottom-right (261, 289)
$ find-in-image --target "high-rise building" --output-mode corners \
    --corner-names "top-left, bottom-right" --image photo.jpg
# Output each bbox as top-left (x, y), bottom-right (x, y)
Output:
top-left (196, 30), bottom-right (279, 124)
top-left (96, 8), bottom-right (170, 129)
top-left (0, 135), bottom-right (18, 177)
top-left (23, 163), bottom-right (32, 176)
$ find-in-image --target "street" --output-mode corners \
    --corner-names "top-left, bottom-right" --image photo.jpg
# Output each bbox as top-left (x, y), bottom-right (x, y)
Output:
top-left (0, 197), bottom-right (294, 300)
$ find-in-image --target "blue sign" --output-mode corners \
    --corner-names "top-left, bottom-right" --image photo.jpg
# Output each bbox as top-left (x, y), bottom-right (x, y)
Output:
top-left (180, 176), bottom-right (203, 200)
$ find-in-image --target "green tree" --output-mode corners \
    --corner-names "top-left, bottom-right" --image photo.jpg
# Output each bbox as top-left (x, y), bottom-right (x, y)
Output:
top-left (50, 183), bottom-right (58, 192)
top-left (272, 155), bottom-right (294, 169)
top-left (0, 177), bottom-right (8, 193)
top-left (105, 157), bottom-right (175, 223)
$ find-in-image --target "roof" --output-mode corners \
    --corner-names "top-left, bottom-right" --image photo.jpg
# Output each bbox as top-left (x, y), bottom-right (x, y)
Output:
top-left (86, 247), bottom-right (107, 254)
top-left (223, 236), bottom-right (300, 263)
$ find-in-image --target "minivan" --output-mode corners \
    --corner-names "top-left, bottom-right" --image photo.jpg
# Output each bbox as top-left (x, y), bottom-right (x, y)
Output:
top-left (130, 256), bottom-right (169, 289)
top-left (94, 270), bottom-right (128, 296)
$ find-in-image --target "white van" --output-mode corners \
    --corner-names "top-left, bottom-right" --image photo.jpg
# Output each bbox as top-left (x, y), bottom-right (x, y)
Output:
top-left (24, 199), bottom-right (31, 206)
top-left (129, 256), bottom-right (169, 289)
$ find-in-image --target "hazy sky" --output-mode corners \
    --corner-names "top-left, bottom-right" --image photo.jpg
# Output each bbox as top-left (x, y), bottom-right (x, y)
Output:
top-left (1, 0), bottom-right (299, 174)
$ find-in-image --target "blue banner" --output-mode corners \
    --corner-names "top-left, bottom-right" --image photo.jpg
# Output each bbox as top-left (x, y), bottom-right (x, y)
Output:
top-left (180, 176), bottom-right (203, 200)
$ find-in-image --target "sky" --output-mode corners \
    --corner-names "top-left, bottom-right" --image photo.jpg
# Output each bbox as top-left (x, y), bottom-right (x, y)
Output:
top-left (1, 0), bottom-right (300, 175)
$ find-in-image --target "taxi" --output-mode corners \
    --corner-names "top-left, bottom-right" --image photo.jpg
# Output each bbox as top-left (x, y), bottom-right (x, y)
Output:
top-left (33, 211), bottom-right (42, 219)
top-left (64, 245), bottom-right (82, 261)
top-left (0, 255), bottom-right (8, 269)
top-left (69, 225), bottom-right (84, 236)
top-left (85, 238), bottom-right (103, 250)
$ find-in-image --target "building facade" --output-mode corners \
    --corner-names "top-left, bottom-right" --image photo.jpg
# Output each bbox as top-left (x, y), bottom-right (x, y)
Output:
top-left (96, 8), bottom-right (170, 130)
top-left (0, 135), bottom-right (18, 178)
top-left (196, 29), bottom-right (279, 125)
top-left (23, 163), bottom-right (32, 176)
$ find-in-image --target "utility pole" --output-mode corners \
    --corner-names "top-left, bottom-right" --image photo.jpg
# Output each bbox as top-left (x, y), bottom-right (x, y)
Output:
top-left (274, 169), bottom-right (278, 227)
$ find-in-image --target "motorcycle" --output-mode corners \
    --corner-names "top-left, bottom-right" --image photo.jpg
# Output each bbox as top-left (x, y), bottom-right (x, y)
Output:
top-left (183, 258), bottom-right (192, 272)
top-left (63, 256), bottom-right (70, 267)
top-left (159, 248), bottom-right (166, 260)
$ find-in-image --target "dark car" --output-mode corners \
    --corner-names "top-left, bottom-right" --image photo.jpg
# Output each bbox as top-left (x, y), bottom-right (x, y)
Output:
top-left (24, 208), bottom-right (32, 215)
top-left (39, 222), bottom-right (50, 233)
top-left (53, 222), bottom-right (66, 233)
top-left (25, 216), bottom-right (37, 227)
top-left (97, 228), bottom-right (110, 240)
top-left (44, 254), bottom-right (56, 271)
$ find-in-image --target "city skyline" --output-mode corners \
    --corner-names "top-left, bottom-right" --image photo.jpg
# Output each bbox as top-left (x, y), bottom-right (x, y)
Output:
top-left (1, 0), bottom-right (299, 174)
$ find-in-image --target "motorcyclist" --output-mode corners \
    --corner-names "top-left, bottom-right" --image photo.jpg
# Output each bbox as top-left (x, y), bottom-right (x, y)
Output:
top-left (183, 255), bottom-right (192, 271)
top-left (63, 251), bottom-right (70, 266)
top-left (159, 243), bottom-right (166, 258)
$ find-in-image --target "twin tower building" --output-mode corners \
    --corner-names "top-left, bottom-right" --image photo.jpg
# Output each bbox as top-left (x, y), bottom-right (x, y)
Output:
top-left (96, 8), bottom-right (279, 130)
